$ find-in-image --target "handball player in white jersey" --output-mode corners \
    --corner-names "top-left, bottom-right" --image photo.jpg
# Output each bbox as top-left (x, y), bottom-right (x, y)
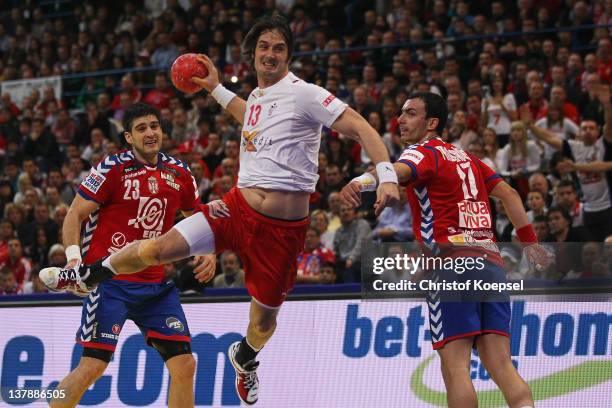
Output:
top-left (41, 15), bottom-right (399, 405)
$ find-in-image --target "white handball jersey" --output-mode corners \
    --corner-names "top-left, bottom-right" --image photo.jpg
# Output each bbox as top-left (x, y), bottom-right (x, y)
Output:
top-left (237, 72), bottom-right (347, 192)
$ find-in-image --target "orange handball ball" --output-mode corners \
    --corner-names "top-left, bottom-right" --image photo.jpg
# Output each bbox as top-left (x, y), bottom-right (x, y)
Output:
top-left (170, 53), bottom-right (208, 94)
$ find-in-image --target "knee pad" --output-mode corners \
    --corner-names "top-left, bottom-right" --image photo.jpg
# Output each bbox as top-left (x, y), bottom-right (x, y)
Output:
top-left (82, 347), bottom-right (114, 363)
top-left (149, 338), bottom-right (191, 361)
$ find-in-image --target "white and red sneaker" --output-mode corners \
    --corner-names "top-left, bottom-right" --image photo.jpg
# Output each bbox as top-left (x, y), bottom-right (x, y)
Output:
top-left (228, 341), bottom-right (260, 405)
top-left (39, 265), bottom-right (91, 297)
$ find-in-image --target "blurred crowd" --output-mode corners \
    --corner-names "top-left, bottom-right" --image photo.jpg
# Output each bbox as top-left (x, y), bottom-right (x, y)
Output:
top-left (1, 0), bottom-right (612, 296)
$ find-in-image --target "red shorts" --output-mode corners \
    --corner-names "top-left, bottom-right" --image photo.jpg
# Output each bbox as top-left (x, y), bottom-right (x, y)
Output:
top-left (198, 188), bottom-right (309, 307)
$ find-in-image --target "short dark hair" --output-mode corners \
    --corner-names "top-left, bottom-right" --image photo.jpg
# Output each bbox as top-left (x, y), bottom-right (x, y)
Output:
top-left (242, 15), bottom-right (293, 65)
top-left (407, 92), bottom-right (448, 134)
top-left (122, 103), bottom-right (161, 133)
top-left (547, 206), bottom-right (572, 223)
top-left (533, 215), bottom-right (549, 224)
top-left (556, 180), bottom-right (576, 191)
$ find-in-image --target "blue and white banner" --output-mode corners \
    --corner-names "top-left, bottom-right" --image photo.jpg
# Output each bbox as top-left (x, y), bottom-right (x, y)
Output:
top-left (0, 298), bottom-right (610, 407)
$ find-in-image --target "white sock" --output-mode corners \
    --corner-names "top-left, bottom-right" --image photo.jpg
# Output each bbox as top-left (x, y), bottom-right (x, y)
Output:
top-left (102, 256), bottom-right (118, 275)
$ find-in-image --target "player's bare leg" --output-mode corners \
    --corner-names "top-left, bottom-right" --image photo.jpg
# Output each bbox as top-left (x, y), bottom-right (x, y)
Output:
top-left (50, 357), bottom-right (108, 408)
top-left (166, 354), bottom-right (196, 408)
top-left (246, 299), bottom-right (279, 349)
top-left (476, 334), bottom-right (534, 408)
top-left (107, 228), bottom-right (191, 274)
top-left (228, 299), bottom-right (280, 405)
top-left (436, 337), bottom-right (478, 408)
top-left (40, 228), bottom-right (193, 292)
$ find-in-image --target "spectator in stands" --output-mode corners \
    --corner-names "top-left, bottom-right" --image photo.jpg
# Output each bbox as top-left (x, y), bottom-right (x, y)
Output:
top-left (46, 168), bottom-right (75, 206)
top-left (310, 209), bottom-right (335, 250)
top-left (447, 110), bottom-right (478, 150)
top-left (151, 32), bottom-right (179, 69)
top-left (371, 191), bottom-right (413, 242)
top-left (20, 202), bottom-right (59, 249)
top-left (520, 81), bottom-right (548, 121)
top-left (326, 192), bottom-right (342, 232)
top-left (0, 219), bottom-right (13, 264)
top-left (143, 72), bottom-right (175, 110)
top-left (496, 121), bottom-right (541, 198)
top-left (481, 128), bottom-right (500, 167)
top-left (296, 227), bottom-right (336, 284)
top-left (0, 238), bottom-right (32, 286)
top-left (481, 75), bottom-right (518, 147)
top-left (0, 269), bottom-right (20, 294)
top-left (334, 204), bottom-right (371, 283)
top-left (533, 104), bottom-right (579, 163)
top-left (526, 190), bottom-right (547, 223)
top-left (81, 128), bottom-right (106, 162)
top-left (553, 180), bottom-right (584, 227)
top-left (546, 207), bottom-right (587, 278)
top-left (51, 109), bottom-right (77, 148)
top-left (526, 84), bottom-right (612, 241)
top-left (213, 251), bottom-right (245, 288)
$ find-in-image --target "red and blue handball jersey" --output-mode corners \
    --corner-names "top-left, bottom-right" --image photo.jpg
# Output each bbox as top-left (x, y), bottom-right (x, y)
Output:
top-left (397, 137), bottom-right (504, 264)
top-left (78, 150), bottom-right (198, 282)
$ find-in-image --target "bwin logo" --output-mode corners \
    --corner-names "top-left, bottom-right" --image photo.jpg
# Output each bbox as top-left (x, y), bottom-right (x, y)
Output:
top-left (166, 317), bottom-right (184, 332)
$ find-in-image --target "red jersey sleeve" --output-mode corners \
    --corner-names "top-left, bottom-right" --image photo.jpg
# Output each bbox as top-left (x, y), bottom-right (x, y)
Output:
top-left (475, 156), bottom-right (503, 193)
top-left (78, 159), bottom-right (118, 204)
top-left (396, 145), bottom-right (437, 185)
top-left (180, 168), bottom-right (199, 212)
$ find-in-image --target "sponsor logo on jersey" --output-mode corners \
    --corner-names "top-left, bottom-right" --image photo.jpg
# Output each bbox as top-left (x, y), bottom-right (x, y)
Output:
top-left (165, 180), bottom-right (180, 191)
top-left (148, 177), bottom-right (159, 194)
top-left (122, 168), bottom-right (146, 180)
top-left (166, 317), bottom-right (184, 332)
top-left (457, 200), bottom-right (491, 229)
top-left (82, 169), bottom-right (106, 194)
top-left (435, 145), bottom-right (471, 162)
top-left (242, 130), bottom-right (259, 152)
top-left (161, 166), bottom-right (181, 177)
top-left (161, 172), bottom-right (174, 182)
top-left (127, 197), bottom-right (168, 238)
top-left (399, 149), bottom-right (425, 165)
top-left (109, 232), bottom-right (127, 253)
top-left (268, 102), bottom-right (278, 117)
top-left (322, 94), bottom-right (336, 107)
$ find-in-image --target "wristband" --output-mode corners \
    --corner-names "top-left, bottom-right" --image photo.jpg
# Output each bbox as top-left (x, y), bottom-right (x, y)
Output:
top-left (65, 245), bottom-right (82, 262)
top-left (210, 84), bottom-right (236, 109)
top-left (376, 162), bottom-right (399, 184)
top-left (516, 225), bottom-right (537, 244)
top-left (352, 173), bottom-right (378, 192)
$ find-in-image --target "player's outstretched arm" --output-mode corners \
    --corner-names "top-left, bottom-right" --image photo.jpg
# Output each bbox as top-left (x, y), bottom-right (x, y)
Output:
top-left (63, 195), bottom-right (100, 267)
top-left (192, 54), bottom-right (246, 125)
top-left (331, 107), bottom-right (400, 214)
top-left (557, 159), bottom-right (612, 173)
top-left (490, 181), bottom-right (551, 268)
top-left (341, 162), bottom-right (412, 209)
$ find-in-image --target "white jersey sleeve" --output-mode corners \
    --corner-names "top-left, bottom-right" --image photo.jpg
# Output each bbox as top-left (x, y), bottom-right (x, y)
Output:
top-left (295, 83), bottom-right (347, 128)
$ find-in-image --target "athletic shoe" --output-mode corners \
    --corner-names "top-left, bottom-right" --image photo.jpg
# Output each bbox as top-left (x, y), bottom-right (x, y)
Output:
top-left (39, 265), bottom-right (90, 297)
top-left (228, 341), bottom-right (260, 405)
